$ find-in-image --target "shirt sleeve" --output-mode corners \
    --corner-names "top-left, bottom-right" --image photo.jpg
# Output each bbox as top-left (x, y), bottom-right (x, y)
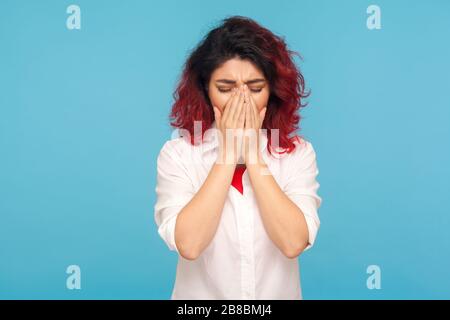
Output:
top-left (283, 139), bottom-right (322, 251)
top-left (154, 140), bottom-right (195, 254)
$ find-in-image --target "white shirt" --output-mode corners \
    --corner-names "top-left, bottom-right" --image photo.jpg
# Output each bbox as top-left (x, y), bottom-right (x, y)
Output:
top-left (154, 121), bottom-right (322, 300)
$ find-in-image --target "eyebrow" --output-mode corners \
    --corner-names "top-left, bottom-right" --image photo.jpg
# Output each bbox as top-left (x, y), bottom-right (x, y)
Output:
top-left (215, 78), bottom-right (266, 85)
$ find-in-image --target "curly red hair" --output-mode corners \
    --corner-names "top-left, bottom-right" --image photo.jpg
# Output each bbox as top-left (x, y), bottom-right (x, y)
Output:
top-left (169, 15), bottom-right (310, 155)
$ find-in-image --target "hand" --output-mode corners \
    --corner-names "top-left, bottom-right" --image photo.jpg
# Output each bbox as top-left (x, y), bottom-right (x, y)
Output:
top-left (242, 84), bottom-right (267, 166)
top-left (212, 85), bottom-right (246, 165)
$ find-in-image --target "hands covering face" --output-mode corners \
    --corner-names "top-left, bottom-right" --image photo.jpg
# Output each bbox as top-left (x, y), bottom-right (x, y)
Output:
top-left (213, 84), bottom-right (267, 165)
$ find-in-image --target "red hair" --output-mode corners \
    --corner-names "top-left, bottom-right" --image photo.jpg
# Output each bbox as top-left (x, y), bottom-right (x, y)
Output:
top-left (169, 16), bottom-right (310, 155)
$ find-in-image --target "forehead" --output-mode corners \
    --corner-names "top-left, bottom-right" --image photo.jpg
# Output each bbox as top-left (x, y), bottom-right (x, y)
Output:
top-left (211, 57), bottom-right (264, 80)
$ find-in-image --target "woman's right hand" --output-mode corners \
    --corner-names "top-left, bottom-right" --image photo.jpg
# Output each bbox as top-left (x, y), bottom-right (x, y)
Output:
top-left (212, 85), bottom-right (247, 165)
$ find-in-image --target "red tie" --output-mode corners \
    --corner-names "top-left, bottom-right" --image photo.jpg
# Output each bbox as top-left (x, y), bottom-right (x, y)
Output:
top-left (231, 165), bottom-right (247, 194)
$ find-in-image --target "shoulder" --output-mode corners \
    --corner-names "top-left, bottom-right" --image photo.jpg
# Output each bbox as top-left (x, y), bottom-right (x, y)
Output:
top-left (289, 136), bottom-right (317, 159)
top-left (157, 135), bottom-right (194, 160)
top-left (284, 136), bottom-right (319, 171)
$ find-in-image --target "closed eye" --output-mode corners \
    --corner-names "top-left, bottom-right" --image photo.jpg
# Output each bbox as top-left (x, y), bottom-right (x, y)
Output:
top-left (217, 88), bottom-right (263, 93)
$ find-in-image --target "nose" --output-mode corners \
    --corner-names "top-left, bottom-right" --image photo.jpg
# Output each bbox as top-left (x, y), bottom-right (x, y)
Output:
top-left (235, 81), bottom-right (247, 88)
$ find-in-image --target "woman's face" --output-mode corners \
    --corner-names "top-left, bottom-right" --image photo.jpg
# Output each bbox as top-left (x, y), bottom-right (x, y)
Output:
top-left (207, 57), bottom-right (270, 113)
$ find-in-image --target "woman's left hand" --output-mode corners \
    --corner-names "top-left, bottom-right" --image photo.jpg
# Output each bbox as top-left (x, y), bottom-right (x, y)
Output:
top-left (243, 84), bottom-right (267, 166)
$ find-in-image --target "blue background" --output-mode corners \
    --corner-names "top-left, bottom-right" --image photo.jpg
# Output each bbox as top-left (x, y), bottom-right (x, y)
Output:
top-left (1, 0), bottom-right (449, 299)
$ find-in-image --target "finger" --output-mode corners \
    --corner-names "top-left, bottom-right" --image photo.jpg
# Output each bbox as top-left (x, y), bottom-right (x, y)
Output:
top-left (221, 88), bottom-right (237, 122)
top-left (213, 105), bottom-right (221, 123)
top-left (243, 86), bottom-right (254, 126)
top-left (259, 107), bottom-right (267, 125)
top-left (245, 93), bottom-right (251, 130)
top-left (223, 87), bottom-right (239, 124)
top-left (228, 87), bottom-right (243, 125)
top-left (237, 100), bottom-right (246, 128)
top-left (249, 92), bottom-right (258, 128)
top-left (233, 87), bottom-right (246, 124)
top-left (244, 99), bottom-right (256, 161)
top-left (243, 84), bottom-right (249, 106)
top-left (242, 85), bottom-right (250, 128)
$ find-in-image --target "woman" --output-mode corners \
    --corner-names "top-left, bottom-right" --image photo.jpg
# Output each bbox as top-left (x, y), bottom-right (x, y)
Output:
top-left (154, 16), bottom-right (322, 300)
